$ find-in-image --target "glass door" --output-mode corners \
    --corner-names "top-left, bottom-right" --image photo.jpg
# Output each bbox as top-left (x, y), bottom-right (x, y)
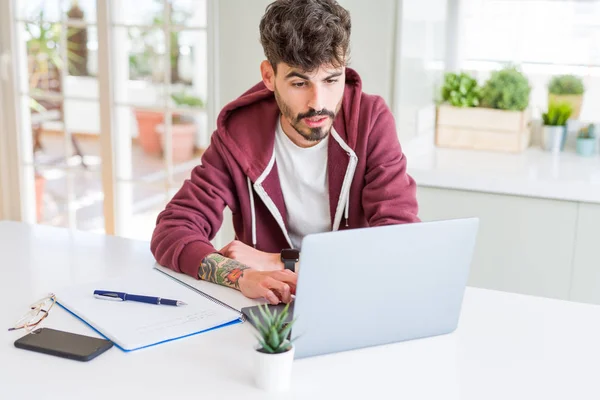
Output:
top-left (3, 0), bottom-right (216, 241)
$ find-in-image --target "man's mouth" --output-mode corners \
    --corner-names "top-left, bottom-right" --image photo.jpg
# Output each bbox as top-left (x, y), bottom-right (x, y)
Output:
top-left (303, 116), bottom-right (328, 127)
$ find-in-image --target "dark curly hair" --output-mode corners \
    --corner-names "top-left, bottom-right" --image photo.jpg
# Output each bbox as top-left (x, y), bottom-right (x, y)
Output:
top-left (259, 0), bottom-right (351, 73)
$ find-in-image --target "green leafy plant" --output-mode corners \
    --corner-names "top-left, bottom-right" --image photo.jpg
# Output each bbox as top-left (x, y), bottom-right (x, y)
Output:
top-left (66, 0), bottom-right (89, 76)
top-left (548, 75), bottom-right (585, 95)
top-left (171, 92), bottom-right (204, 108)
top-left (577, 124), bottom-right (596, 139)
top-left (26, 7), bottom-right (85, 113)
top-left (170, 92), bottom-right (203, 124)
top-left (249, 303), bottom-right (297, 354)
top-left (542, 102), bottom-right (573, 126)
top-left (480, 65), bottom-right (531, 111)
top-left (440, 72), bottom-right (481, 107)
top-left (25, 9), bottom-right (83, 85)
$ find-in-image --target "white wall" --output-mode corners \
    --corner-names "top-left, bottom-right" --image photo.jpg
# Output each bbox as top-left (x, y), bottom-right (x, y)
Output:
top-left (338, 0), bottom-right (397, 104)
top-left (217, 0), bottom-right (272, 108)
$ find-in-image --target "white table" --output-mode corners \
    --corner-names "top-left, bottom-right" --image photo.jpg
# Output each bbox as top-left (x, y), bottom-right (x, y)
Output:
top-left (1, 221), bottom-right (600, 400)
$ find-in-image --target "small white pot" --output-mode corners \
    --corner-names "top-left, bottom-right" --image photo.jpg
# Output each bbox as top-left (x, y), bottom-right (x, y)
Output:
top-left (254, 344), bottom-right (295, 392)
top-left (542, 125), bottom-right (567, 153)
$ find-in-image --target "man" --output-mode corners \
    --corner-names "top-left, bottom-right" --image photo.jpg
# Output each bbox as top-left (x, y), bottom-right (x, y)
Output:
top-left (151, 0), bottom-right (419, 305)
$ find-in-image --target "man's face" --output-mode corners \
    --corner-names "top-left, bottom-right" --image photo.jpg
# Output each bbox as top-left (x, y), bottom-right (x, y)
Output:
top-left (267, 62), bottom-right (345, 144)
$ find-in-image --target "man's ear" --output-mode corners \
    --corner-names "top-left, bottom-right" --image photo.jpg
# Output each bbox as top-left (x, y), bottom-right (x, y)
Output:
top-left (260, 60), bottom-right (275, 92)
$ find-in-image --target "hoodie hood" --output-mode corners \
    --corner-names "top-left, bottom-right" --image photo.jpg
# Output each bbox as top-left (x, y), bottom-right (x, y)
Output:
top-left (215, 67), bottom-right (363, 182)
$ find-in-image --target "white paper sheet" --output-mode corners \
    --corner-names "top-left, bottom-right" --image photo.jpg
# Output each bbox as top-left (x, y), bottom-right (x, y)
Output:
top-left (57, 270), bottom-right (242, 351)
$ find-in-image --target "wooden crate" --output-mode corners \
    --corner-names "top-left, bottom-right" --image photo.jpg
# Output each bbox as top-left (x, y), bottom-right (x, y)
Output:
top-left (435, 105), bottom-right (531, 153)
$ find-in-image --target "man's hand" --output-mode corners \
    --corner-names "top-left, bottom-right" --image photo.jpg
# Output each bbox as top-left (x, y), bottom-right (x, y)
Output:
top-left (238, 269), bottom-right (297, 305)
top-left (220, 240), bottom-right (282, 271)
top-left (198, 253), bottom-right (296, 304)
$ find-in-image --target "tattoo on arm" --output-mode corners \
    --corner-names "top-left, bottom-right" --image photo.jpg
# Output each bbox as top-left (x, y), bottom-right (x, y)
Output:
top-left (198, 253), bottom-right (250, 290)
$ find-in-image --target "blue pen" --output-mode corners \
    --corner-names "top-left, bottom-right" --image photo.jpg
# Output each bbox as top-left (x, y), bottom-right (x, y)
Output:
top-left (93, 290), bottom-right (187, 307)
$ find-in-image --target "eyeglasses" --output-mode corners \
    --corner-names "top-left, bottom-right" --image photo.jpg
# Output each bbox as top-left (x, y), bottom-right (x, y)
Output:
top-left (8, 293), bottom-right (56, 332)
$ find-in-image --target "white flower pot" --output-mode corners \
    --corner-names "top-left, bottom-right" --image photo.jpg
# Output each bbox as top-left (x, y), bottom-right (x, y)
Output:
top-left (254, 344), bottom-right (295, 392)
top-left (542, 125), bottom-right (567, 153)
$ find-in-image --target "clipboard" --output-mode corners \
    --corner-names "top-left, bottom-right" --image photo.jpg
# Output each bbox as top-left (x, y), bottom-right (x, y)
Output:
top-left (57, 268), bottom-right (243, 351)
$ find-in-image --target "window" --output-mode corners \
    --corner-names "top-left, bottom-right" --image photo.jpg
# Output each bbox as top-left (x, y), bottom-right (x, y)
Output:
top-left (2, 0), bottom-right (216, 241)
top-left (461, 0), bottom-right (600, 121)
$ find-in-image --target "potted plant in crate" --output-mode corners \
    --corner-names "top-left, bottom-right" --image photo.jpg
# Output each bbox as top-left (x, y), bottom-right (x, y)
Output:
top-left (249, 303), bottom-right (297, 392)
top-left (480, 65), bottom-right (531, 112)
top-left (541, 101), bottom-right (572, 153)
top-left (436, 65), bottom-right (532, 153)
top-left (435, 72), bottom-right (480, 148)
top-left (576, 124), bottom-right (596, 157)
top-left (156, 92), bottom-right (203, 162)
top-left (548, 75), bottom-right (584, 119)
top-left (440, 72), bottom-right (482, 108)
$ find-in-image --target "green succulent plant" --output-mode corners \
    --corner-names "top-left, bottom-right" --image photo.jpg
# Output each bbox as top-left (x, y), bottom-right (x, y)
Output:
top-left (577, 124), bottom-right (596, 139)
top-left (440, 72), bottom-right (482, 107)
top-left (548, 75), bottom-right (585, 95)
top-left (542, 102), bottom-right (573, 126)
top-left (249, 303), bottom-right (297, 354)
top-left (480, 65), bottom-right (531, 111)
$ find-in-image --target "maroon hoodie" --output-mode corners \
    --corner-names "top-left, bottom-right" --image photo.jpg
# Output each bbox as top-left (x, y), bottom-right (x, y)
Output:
top-left (151, 68), bottom-right (419, 278)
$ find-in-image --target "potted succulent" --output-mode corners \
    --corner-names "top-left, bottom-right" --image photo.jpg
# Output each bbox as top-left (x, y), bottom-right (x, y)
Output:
top-left (576, 124), bottom-right (596, 157)
top-left (156, 92), bottom-right (203, 162)
top-left (249, 303), bottom-right (297, 392)
top-left (541, 102), bottom-right (572, 153)
top-left (548, 75), bottom-right (585, 119)
top-left (436, 65), bottom-right (532, 153)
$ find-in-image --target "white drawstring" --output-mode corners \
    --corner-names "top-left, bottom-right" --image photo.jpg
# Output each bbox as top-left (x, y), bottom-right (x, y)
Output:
top-left (247, 177), bottom-right (257, 248)
top-left (345, 195), bottom-right (349, 227)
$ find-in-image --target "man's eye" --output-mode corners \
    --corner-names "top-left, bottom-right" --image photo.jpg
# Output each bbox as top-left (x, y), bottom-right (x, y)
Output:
top-left (326, 79), bottom-right (339, 84)
top-left (292, 82), bottom-right (306, 88)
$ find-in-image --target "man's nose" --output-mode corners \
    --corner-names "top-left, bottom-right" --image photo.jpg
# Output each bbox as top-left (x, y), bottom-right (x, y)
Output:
top-left (307, 86), bottom-right (324, 112)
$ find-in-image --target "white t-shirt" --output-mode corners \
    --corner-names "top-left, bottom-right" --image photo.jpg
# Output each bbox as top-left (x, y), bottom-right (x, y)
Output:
top-left (274, 118), bottom-right (331, 249)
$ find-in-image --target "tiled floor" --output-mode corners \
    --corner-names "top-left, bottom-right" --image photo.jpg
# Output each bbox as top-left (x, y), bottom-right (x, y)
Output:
top-left (34, 133), bottom-right (203, 241)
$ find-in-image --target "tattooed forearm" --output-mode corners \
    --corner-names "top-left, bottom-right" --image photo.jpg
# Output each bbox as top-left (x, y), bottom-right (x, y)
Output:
top-left (198, 253), bottom-right (250, 290)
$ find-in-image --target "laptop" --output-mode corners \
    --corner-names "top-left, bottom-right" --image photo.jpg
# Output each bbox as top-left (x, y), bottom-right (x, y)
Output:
top-left (241, 217), bottom-right (479, 359)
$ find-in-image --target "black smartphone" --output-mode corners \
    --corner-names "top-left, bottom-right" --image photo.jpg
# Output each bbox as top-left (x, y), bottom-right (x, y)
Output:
top-left (14, 327), bottom-right (113, 361)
